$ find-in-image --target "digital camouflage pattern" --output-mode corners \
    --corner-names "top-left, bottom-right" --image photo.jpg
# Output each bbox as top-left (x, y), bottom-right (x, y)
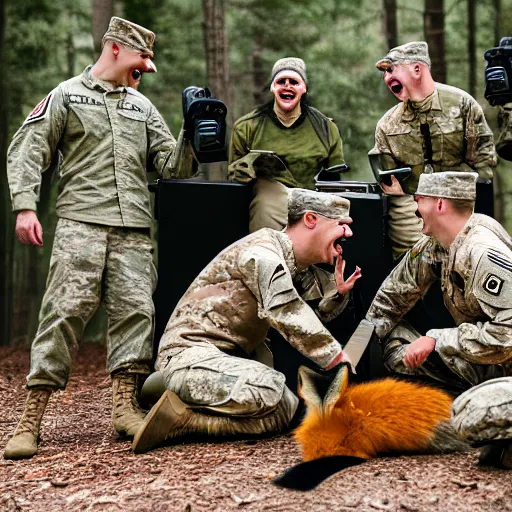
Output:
top-left (156, 228), bottom-right (348, 413)
top-left (371, 82), bottom-right (497, 195)
top-left (376, 41), bottom-right (432, 71)
top-left (288, 188), bottom-right (351, 222)
top-left (7, 66), bottom-right (176, 227)
top-left (366, 213), bottom-right (512, 387)
top-left (452, 377), bottom-right (512, 444)
top-left (416, 171), bottom-right (477, 201)
top-left (102, 16), bottom-right (156, 56)
top-left (496, 102), bottom-right (512, 160)
top-left (27, 219), bottom-right (155, 389)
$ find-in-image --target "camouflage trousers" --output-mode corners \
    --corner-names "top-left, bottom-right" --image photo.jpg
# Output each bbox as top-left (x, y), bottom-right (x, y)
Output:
top-left (27, 218), bottom-right (156, 389)
top-left (249, 178), bottom-right (288, 232)
top-left (382, 322), bottom-right (506, 392)
top-left (452, 377), bottom-right (512, 444)
top-left (158, 342), bottom-right (298, 431)
top-left (388, 195), bottom-right (423, 260)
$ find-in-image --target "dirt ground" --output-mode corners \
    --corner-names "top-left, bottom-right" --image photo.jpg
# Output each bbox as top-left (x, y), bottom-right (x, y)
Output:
top-left (1, 344), bottom-right (511, 512)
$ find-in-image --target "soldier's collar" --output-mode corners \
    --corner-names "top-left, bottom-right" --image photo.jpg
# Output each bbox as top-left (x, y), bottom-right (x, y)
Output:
top-left (276, 230), bottom-right (298, 277)
top-left (81, 65), bottom-right (128, 94)
top-left (401, 87), bottom-right (441, 121)
top-left (448, 213), bottom-right (477, 264)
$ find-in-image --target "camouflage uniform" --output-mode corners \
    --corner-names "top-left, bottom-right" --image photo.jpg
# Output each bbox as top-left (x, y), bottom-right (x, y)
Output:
top-left (156, 228), bottom-right (348, 425)
top-left (371, 42), bottom-right (497, 256)
top-left (7, 66), bottom-right (176, 389)
top-left (366, 213), bottom-right (512, 387)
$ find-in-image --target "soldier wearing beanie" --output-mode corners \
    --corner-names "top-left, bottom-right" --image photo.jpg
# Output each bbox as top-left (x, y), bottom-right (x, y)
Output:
top-left (363, 171), bottom-right (512, 469)
top-left (4, 17), bottom-right (177, 459)
top-left (228, 57), bottom-right (345, 232)
top-left (132, 189), bottom-right (361, 454)
top-left (369, 41), bottom-right (497, 260)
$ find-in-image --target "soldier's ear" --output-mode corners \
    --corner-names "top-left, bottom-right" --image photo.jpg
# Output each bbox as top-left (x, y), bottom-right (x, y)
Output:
top-left (304, 212), bottom-right (317, 229)
top-left (112, 42), bottom-right (120, 57)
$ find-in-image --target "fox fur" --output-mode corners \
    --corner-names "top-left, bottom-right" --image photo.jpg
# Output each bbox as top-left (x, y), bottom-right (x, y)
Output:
top-left (294, 364), bottom-right (467, 462)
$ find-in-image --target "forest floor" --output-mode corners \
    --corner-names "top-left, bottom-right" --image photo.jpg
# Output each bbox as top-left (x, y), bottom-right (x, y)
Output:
top-left (1, 344), bottom-right (511, 512)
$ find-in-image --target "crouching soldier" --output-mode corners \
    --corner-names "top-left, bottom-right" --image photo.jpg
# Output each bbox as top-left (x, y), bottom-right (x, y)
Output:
top-left (132, 189), bottom-right (361, 453)
top-left (365, 171), bottom-right (512, 468)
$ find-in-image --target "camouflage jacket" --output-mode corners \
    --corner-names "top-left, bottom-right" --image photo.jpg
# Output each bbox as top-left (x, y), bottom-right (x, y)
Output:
top-left (228, 102), bottom-right (343, 190)
top-left (157, 228), bottom-right (348, 370)
top-left (370, 83), bottom-right (497, 194)
top-left (7, 66), bottom-right (176, 228)
top-left (367, 214), bottom-right (512, 367)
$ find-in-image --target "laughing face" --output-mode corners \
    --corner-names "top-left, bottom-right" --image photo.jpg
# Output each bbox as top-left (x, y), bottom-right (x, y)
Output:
top-left (271, 70), bottom-right (307, 112)
top-left (312, 215), bottom-right (353, 266)
top-left (116, 44), bottom-right (157, 89)
top-left (382, 63), bottom-right (418, 102)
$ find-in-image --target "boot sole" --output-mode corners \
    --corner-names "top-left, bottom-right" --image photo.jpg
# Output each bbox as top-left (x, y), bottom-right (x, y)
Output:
top-left (132, 390), bottom-right (188, 454)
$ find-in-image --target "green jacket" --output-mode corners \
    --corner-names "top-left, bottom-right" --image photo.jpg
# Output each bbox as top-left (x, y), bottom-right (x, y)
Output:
top-left (7, 66), bottom-right (176, 228)
top-left (229, 102), bottom-right (344, 189)
top-left (370, 83), bottom-right (497, 194)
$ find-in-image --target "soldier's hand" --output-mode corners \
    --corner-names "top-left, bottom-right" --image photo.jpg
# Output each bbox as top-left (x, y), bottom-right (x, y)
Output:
top-left (335, 257), bottom-right (361, 295)
top-left (381, 175), bottom-right (405, 195)
top-left (403, 336), bottom-right (436, 369)
top-left (15, 210), bottom-right (43, 246)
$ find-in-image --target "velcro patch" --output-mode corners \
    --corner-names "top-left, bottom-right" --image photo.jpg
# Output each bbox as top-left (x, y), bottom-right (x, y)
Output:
top-left (24, 93), bottom-right (53, 125)
top-left (483, 274), bottom-right (504, 296)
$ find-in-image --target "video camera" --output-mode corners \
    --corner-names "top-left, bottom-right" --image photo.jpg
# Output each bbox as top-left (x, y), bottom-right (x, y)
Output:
top-left (182, 86), bottom-right (227, 163)
top-left (484, 37), bottom-right (512, 106)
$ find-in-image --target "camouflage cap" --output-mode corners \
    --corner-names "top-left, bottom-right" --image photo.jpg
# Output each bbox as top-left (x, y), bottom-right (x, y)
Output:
top-left (415, 171), bottom-right (477, 201)
top-left (271, 57), bottom-right (308, 84)
top-left (376, 41), bottom-right (431, 71)
top-left (102, 17), bottom-right (155, 58)
top-left (288, 188), bottom-right (351, 222)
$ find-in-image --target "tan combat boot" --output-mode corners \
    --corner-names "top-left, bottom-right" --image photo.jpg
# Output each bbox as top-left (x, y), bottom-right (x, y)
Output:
top-left (112, 372), bottom-right (146, 438)
top-left (4, 387), bottom-right (52, 460)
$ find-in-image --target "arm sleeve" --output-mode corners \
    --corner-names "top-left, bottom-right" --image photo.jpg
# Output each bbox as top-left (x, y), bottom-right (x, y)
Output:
top-left (432, 248), bottom-right (512, 365)
top-left (7, 86), bottom-right (68, 212)
top-left (366, 236), bottom-right (441, 338)
top-left (327, 121), bottom-right (344, 167)
top-left (370, 123), bottom-right (400, 171)
top-left (146, 104), bottom-right (177, 176)
top-left (464, 97), bottom-right (497, 181)
top-left (239, 246), bottom-right (342, 369)
top-left (228, 120), bottom-right (250, 164)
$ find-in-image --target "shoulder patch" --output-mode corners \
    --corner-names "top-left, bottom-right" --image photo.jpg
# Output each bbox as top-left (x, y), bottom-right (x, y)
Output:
top-left (473, 250), bottom-right (512, 308)
top-left (24, 93), bottom-right (53, 125)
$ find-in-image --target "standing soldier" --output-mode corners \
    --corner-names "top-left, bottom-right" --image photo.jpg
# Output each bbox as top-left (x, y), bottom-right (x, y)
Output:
top-left (365, 171), bottom-right (512, 468)
top-left (370, 41), bottom-right (496, 259)
top-left (228, 58), bottom-right (345, 232)
top-left (4, 17), bottom-right (176, 459)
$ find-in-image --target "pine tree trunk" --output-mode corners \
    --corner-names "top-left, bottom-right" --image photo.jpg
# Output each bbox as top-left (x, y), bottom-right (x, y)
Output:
top-left (252, 33), bottom-right (267, 106)
top-left (467, 0), bottom-right (476, 96)
top-left (494, 0), bottom-right (501, 46)
top-left (202, 0), bottom-right (232, 118)
top-left (424, 0), bottom-right (446, 83)
top-left (0, 0), bottom-right (13, 345)
top-left (383, 0), bottom-right (398, 50)
top-left (92, 0), bottom-right (113, 59)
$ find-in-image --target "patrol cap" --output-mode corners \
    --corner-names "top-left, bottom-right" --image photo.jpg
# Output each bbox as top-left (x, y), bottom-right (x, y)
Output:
top-left (102, 16), bottom-right (156, 58)
top-left (288, 188), bottom-right (352, 223)
top-left (376, 41), bottom-right (431, 71)
top-left (271, 57), bottom-right (308, 84)
top-left (415, 171), bottom-right (477, 201)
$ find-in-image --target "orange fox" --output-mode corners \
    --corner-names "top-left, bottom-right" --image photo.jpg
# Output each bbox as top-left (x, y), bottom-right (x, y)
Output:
top-left (274, 365), bottom-right (468, 490)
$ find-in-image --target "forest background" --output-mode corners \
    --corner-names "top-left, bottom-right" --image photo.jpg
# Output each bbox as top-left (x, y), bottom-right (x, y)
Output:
top-left (1, 0), bottom-right (511, 346)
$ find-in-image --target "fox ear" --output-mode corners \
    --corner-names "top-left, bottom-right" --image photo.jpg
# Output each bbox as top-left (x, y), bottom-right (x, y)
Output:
top-left (297, 366), bottom-right (323, 413)
top-left (323, 365), bottom-right (350, 415)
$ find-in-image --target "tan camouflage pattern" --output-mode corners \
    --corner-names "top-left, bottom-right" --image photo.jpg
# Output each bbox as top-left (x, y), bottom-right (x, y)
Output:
top-left (271, 57), bottom-right (307, 83)
top-left (376, 41), bottom-right (431, 70)
top-left (288, 188), bottom-right (351, 222)
top-left (371, 82), bottom-right (497, 194)
top-left (102, 16), bottom-right (156, 57)
top-left (7, 66), bottom-right (176, 227)
top-left (27, 219), bottom-right (155, 389)
top-left (161, 342), bottom-right (298, 419)
top-left (451, 377), bottom-right (512, 443)
top-left (416, 171), bottom-right (478, 200)
top-left (366, 213), bottom-right (512, 387)
top-left (156, 228), bottom-right (347, 375)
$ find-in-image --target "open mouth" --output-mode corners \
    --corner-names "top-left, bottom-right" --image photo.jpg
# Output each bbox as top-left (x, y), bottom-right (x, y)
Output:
top-left (279, 92), bottom-right (296, 100)
top-left (389, 80), bottom-right (403, 94)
